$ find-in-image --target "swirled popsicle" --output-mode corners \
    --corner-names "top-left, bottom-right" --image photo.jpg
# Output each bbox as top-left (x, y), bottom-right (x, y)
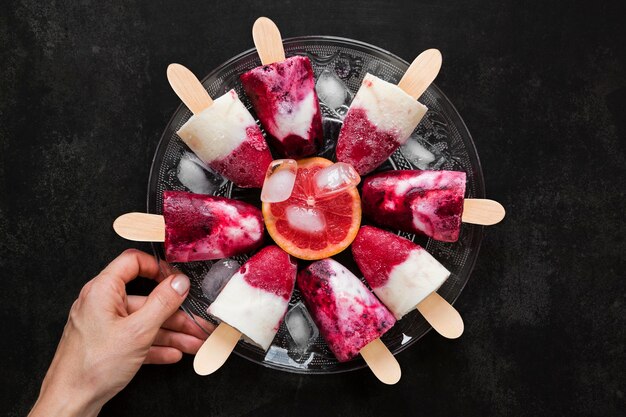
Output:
top-left (163, 191), bottom-right (264, 263)
top-left (240, 18), bottom-right (323, 159)
top-left (361, 170), bottom-right (466, 242)
top-left (297, 258), bottom-right (396, 362)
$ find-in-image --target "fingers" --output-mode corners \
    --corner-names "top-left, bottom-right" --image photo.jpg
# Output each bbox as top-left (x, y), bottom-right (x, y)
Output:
top-left (126, 294), bottom-right (149, 313)
top-left (144, 346), bottom-right (183, 365)
top-left (99, 249), bottom-right (161, 284)
top-left (162, 312), bottom-right (215, 339)
top-left (153, 329), bottom-right (205, 354)
top-left (128, 295), bottom-right (213, 339)
top-left (157, 260), bottom-right (182, 283)
top-left (130, 274), bottom-right (190, 330)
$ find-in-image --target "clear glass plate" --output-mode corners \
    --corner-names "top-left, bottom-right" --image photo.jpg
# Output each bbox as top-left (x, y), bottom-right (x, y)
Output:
top-left (147, 36), bottom-right (484, 374)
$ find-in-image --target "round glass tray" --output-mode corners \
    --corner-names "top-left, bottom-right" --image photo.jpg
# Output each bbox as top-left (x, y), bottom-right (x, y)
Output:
top-left (147, 36), bottom-right (484, 374)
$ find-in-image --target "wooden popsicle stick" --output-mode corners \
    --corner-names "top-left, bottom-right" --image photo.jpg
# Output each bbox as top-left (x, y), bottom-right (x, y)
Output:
top-left (252, 17), bottom-right (286, 65)
top-left (462, 199), bottom-right (506, 225)
top-left (416, 292), bottom-right (464, 339)
top-left (397, 49), bottom-right (442, 100)
top-left (113, 213), bottom-right (165, 242)
top-left (167, 63), bottom-right (213, 115)
top-left (193, 322), bottom-right (242, 376)
top-left (359, 338), bottom-right (401, 385)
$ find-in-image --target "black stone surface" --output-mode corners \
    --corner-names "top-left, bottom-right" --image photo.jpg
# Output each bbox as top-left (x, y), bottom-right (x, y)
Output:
top-left (1, 0), bottom-right (625, 415)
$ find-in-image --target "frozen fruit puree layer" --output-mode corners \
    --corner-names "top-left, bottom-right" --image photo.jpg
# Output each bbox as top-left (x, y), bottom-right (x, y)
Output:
top-left (352, 226), bottom-right (451, 319)
top-left (208, 246), bottom-right (297, 350)
top-left (362, 170), bottom-right (466, 242)
top-left (163, 191), bottom-right (264, 263)
top-left (297, 259), bottom-right (396, 362)
top-left (240, 56), bottom-right (323, 159)
top-left (176, 89), bottom-right (272, 188)
top-left (336, 73), bottom-right (428, 175)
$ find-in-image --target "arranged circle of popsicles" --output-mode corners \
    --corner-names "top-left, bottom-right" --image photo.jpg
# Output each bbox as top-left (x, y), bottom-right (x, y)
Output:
top-left (111, 16), bottom-right (508, 384)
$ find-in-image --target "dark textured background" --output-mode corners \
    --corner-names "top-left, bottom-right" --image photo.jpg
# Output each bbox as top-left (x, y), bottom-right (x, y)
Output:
top-left (1, 0), bottom-right (625, 415)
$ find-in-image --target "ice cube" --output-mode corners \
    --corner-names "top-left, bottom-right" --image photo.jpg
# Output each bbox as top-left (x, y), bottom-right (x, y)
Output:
top-left (261, 159), bottom-right (297, 203)
top-left (400, 138), bottom-right (436, 170)
top-left (177, 152), bottom-right (222, 194)
top-left (316, 70), bottom-right (352, 111)
top-left (313, 162), bottom-right (360, 198)
top-left (285, 206), bottom-right (326, 233)
top-left (201, 258), bottom-right (240, 304)
top-left (285, 301), bottom-right (319, 350)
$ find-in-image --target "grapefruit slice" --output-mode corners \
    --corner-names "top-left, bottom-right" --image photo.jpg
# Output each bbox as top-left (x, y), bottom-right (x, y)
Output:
top-left (262, 157), bottom-right (361, 260)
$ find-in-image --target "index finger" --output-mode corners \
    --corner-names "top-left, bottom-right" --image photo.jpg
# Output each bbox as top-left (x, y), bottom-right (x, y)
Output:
top-left (99, 249), bottom-right (161, 284)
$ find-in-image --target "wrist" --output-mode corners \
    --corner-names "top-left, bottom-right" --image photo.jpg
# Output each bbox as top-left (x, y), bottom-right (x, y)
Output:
top-left (29, 383), bottom-right (105, 417)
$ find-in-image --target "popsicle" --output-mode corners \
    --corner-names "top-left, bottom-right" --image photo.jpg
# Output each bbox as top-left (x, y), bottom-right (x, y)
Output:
top-left (113, 191), bottom-right (264, 263)
top-left (239, 17), bottom-right (323, 159)
top-left (352, 225), bottom-right (463, 338)
top-left (361, 170), bottom-right (506, 242)
top-left (335, 49), bottom-right (441, 175)
top-left (297, 258), bottom-right (401, 384)
top-left (168, 64), bottom-right (273, 188)
top-left (194, 245), bottom-right (297, 375)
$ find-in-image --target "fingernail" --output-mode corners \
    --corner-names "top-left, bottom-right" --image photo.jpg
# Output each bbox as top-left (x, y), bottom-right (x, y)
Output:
top-left (171, 274), bottom-right (190, 296)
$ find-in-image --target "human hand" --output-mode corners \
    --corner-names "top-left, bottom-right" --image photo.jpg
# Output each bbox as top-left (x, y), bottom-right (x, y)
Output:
top-left (29, 249), bottom-right (213, 417)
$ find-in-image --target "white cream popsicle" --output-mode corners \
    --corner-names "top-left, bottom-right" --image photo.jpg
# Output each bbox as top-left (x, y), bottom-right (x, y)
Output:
top-left (352, 226), bottom-right (450, 320)
top-left (207, 246), bottom-right (297, 350)
top-left (176, 90), bottom-right (273, 188)
top-left (336, 73), bottom-right (428, 175)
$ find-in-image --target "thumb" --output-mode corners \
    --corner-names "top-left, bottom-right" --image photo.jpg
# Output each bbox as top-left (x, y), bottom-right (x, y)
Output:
top-left (133, 274), bottom-right (190, 330)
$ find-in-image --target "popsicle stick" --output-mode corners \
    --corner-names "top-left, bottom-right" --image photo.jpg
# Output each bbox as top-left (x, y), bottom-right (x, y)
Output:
top-left (113, 213), bottom-right (165, 242)
top-left (359, 338), bottom-right (401, 385)
top-left (416, 292), bottom-right (464, 339)
top-left (193, 322), bottom-right (242, 376)
top-left (462, 199), bottom-right (506, 225)
top-left (167, 63), bottom-right (213, 115)
top-left (252, 17), bottom-right (286, 65)
top-left (397, 49), bottom-right (443, 100)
